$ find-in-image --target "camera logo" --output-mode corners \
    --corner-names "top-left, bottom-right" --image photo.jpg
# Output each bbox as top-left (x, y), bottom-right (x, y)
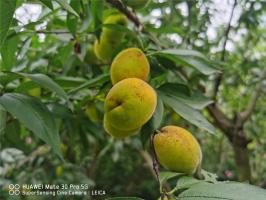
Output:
top-left (9, 184), bottom-right (20, 195)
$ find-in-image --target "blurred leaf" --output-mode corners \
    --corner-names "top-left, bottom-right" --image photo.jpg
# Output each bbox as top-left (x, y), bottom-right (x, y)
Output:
top-left (15, 73), bottom-right (68, 100)
top-left (0, 0), bottom-right (16, 47)
top-left (106, 198), bottom-right (144, 200)
top-left (0, 105), bottom-right (7, 137)
top-left (160, 93), bottom-right (215, 134)
top-left (66, 0), bottom-right (80, 36)
top-left (140, 120), bottom-right (153, 147)
top-left (201, 169), bottom-right (218, 183)
top-left (91, 0), bottom-right (103, 38)
top-left (47, 102), bottom-right (73, 118)
top-left (0, 93), bottom-right (62, 158)
top-left (55, 0), bottom-right (79, 17)
top-left (39, 0), bottom-right (53, 10)
top-left (179, 181), bottom-right (266, 200)
top-left (151, 96), bottom-right (164, 129)
top-left (0, 33), bottom-right (19, 69)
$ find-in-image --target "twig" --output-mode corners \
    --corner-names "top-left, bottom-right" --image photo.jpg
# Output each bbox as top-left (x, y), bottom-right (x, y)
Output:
top-left (213, 0), bottom-right (237, 100)
top-left (106, 0), bottom-right (143, 30)
top-left (150, 130), bottom-right (160, 181)
top-left (239, 67), bottom-right (266, 123)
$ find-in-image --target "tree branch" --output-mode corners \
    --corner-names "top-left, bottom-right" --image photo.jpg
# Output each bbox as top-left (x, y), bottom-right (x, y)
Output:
top-left (213, 0), bottom-right (237, 100)
top-left (106, 0), bottom-right (143, 30)
top-left (207, 103), bottom-right (233, 139)
top-left (239, 67), bottom-right (266, 123)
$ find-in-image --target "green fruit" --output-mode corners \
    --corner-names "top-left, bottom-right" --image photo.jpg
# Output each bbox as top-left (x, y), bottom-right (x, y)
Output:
top-left (24, 78), bottom-right (41, 97)
top-left (124, 0), bottom-right (150, 9)
top-left (104, 115), bottom-right (139, 138)
top-left (154, 126), bottom-right (202, 174)
top-left (85, 103), bottom-right (100, 123)
top-left (110, 48), bottom-right (150, 84)
top-left (94, 13), bottom-right (128, 62)
top-left (102, 14), bottom-right (128, 38)
top-left (104, 78), bottom-right (157, 131)
top-left (85, 46), bottom-right (99, 65)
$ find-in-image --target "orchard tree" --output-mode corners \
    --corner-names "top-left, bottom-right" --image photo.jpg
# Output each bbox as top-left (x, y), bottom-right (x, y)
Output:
top-left (0, 0), bottom-right (266, 199)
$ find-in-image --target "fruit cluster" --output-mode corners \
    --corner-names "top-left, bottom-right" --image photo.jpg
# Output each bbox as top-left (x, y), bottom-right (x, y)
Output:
top-left (103, 48), bottom-right (157, 138)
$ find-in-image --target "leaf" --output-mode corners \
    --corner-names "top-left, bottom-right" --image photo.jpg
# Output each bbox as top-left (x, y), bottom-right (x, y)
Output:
top-left (159, 171), bottom-right (183, 186)
top-left (105, 197), bottom-right (144, 200)
top-left (0, 104), bottom-right (7, 137)
top-left (66, 0), bottom-right (80, 36)
top-left (91, 0), bottom-right (103, 39)
top-left (39, 0), bottom-right (53, 10)
top-left (152, 96), bottom-right (164, 129)
top-left (67, 74), bottom-right (109, 94)
top-left (154, 50), bottom-right (219, 75)
top-left (201, 169), bottom-right (218, 183)
top-left (158, 49), bottom-right (209, 61)
top-left (0, 0), bottom-right (16, 47)
top-left (159, 83), bottom-right (213, 110)
top-left (176, 176), bottom-right (201, 190)
top-left (160, 93), bottom-right (215, 134)
top-left (0, 32), bottom-right (19, 70)
top-left (0, 93), bottom-right (62, 158)
top-left (179, 181), bottom-right (266, 200)
top-left (16, 73), bottom-right (68, 100)
top-left (55, 0), bottom-right (79, 17)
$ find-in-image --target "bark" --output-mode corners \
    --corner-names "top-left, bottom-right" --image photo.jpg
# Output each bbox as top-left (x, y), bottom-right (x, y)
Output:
top-left (232, 138), bottom-right (251, 181)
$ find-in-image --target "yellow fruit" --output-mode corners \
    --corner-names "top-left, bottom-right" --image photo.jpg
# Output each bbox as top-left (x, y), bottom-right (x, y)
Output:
top-left (124, 0), bottom-right (150, 9)
top-left (85, 46), bottom-right (99, 65)
top-left (24, 78), bottom-right (41, 97)
top-left (154, 126), bottom-right (202, 174)
top-left (85, 103), bottom-right (100, 123)
top-left (55, 165), bottom-right (63, 177)
top-left (110, 48), bottom-right (150, 84)
top-left (102, 14), bottom-right (128, 38)
top-left (104, 78), bottom-right (157, 131)
top-left (103, 115), bottom-right (139, 138)
top-left (94, 37), bottom-right (116, 62)
top-left (171, 112), bottom-right (181, 123)
top-left (94, 13), bottom-right (128, 62)
top-left (28, 87), bottom-right (41, 97)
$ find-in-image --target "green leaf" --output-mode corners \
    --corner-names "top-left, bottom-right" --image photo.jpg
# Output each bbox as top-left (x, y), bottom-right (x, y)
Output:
top-left (105, 197), bottom-right (144, 200)
top-left (55, 0), bottom-right (79, 17)
top-left (158, 49), bottom-right (209, 61)
top-left (179, 181), bottom-right (266, 200)
top-left (154, 50), bottom-right (219, 75)
top-left (160, 93), bottom-right (215, 134)
top-left (0, 104), bottom-right (7, 137)
top-left (176, 176), bottom-right (201, 190)
top-left (39, 0), bottom-right (53, 10)
top-left (0, 93), bottom-right (62, 158)
top-left (159, 83), bottom-right (213, 110)
top-left (91, 0), bottom-right (103, 39)
top-left (67, 74), bottom-right (109, 94)
top-left (16, 73), bottom-right (68, 100)
top-left (159, 171), bottom-right (183, 186)
top-left (66, 0), bottom-right (80, 36)
top-left (0, 0), bottom-right (16, 47)
top-left (0, 33), bottom-right (19, 69)
top-left (152, 96), bottom-right (164, 129)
